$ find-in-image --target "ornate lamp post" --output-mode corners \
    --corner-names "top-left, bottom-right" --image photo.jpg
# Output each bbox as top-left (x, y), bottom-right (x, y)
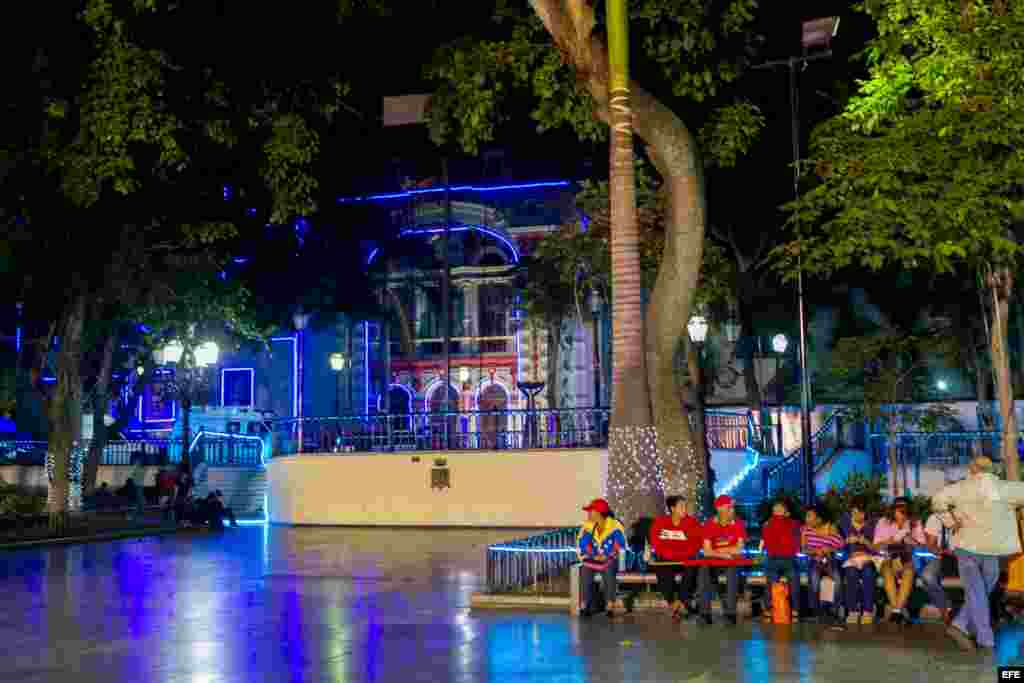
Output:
top-left (771, 334), bottom-right (789, 458)
top-left (687, 314), bottom-right (710, 515)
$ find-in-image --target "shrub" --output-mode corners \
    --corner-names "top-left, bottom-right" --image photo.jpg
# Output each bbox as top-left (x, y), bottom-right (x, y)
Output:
top-left (818, 472), bottom-right (887, 522)
top-left (0, 483), bottom-right (47, 517)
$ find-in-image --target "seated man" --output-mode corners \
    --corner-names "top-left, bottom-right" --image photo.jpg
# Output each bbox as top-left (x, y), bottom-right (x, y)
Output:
top-left (921, 509), bottom-right (959, 625)
top-left (874, 497), bottom-right (926, 623)
top-left (648, 495), bottom-right (703, 620)
top-left (698, 495), bottom-right (747, 625)
top-left (212, 490), bottom-right (238, 528)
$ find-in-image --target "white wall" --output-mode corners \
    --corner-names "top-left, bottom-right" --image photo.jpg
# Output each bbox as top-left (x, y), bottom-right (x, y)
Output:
top-left (266, 449), bottom-right (607, 527)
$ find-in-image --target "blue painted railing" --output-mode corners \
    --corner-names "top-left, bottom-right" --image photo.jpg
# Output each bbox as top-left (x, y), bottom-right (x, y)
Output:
top-left (762, 409), bottom-right (847, 498)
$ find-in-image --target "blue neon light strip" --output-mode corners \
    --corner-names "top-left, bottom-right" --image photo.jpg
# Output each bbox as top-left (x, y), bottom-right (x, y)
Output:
top-left (364, 323), bottom-right (370, 416)
top-left (220, 368), bottom-right (255, 408)
top-left (365, 224), bottom-right (521, 265)
top-left (189, 430), bottom-right (267, 465)
top-left (338, 180), bottom-right (571, 203)
top-left (718, 447), bottom-right (761, 498)
top-left (486, 546), bottom-right (941, 560)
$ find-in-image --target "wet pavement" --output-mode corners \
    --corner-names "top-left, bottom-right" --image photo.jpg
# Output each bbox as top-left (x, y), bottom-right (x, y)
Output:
top-left (0, 525), bottom-right (1020, 682)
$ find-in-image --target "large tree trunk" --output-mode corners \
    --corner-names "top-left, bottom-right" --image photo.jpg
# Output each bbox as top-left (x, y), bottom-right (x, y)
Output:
top-left (46, 294), bottom-right (87, 521)
top-left (529, 0), bottom-right (708, 522)
top-left (83, 332), bottom-right (117, 494)
top-left (989, 267), bottom-right (1019, 480)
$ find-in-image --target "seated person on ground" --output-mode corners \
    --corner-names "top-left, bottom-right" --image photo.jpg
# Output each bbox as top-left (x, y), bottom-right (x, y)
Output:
top-left (577, 498), bottom-right (627, 618)
top-left (759, 501), bottom-right (802, 622)
top-left (210, 490), bottom-right (238, 529)
top-left (648, 495), bottom-right (703, 620)
top-left (874, 497), bottom-right (926, 623)
top-left (697, 495), bottom-right (746, 625)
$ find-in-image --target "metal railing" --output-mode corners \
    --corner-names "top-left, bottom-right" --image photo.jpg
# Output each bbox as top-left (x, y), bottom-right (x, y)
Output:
top-left (272, 408), bottom-right (612, 456)
top-left (0, 438), bottom-right (263, 468)
top-left (485, 527), bottom-right (581, 593)
top-left (868, 431), bottom-right (1008, 487)
top-left (763, 409), bottom-right (847, 498)
top-left (704, 410), bottom-right (755, 450)
top-left (272, 407), bottom-right (755, 457)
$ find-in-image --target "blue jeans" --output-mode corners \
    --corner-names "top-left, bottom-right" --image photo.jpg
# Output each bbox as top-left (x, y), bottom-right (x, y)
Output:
top-left (953, 551), bottom-right (1000, 648)
top-left (762, 557), bottom-right (798, 611)
top-left (918, 556), bottom-right (952, 611)
top-left (844, 563), bottom-right (877, 615)
top-left (807, 557), bottom-right (839, 613)
top-left (580, 564), bottom-right (617, 611)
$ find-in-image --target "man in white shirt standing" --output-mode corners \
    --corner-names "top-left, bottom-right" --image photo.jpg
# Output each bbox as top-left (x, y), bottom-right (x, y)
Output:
top-left (932, 456), bottom-right (1024, 653)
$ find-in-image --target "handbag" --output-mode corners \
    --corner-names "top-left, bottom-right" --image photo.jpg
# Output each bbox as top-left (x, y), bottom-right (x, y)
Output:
top-left (1008, 509), bottom-right (1024, 593)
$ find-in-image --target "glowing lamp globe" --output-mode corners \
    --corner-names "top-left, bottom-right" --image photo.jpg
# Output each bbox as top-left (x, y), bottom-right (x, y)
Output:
top-left (687, 315), bottom-right (709, 344)
top-left (195, 341), bottom-right (220, 368)
top-left (771, 334), bottom-right (789, 355)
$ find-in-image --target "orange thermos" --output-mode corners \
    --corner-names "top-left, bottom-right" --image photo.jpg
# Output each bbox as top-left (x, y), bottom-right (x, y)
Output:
top-left (771, 580), bottom-right (792, 624)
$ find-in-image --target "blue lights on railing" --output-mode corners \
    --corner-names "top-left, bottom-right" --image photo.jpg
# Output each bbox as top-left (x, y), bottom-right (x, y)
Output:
top-left (337, 180), bottom-right (572, 203)
top-left (718, 446), bottom-right (761, 498)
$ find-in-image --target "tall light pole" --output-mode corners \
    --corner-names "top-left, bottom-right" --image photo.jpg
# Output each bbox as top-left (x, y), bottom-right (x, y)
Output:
top-left (754, 16), bottom-right (838, 503)
top-left (687, 314), bottom-right (710, 516)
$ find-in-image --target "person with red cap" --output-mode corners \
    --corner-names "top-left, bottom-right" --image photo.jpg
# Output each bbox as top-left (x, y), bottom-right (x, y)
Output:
top-left (576, 498), bottom-right (627, 617)
top-left (696, 495), bottom-right (747, 625)
top-left (648, 495), bottom-right (704, 620)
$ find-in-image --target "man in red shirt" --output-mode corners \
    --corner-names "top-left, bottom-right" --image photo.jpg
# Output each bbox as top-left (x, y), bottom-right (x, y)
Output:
top-left (697, 495), bottom-right (747, 625)
top-left (759, 500), bottom-right (802, 621)
top-left (648, 495), bottom-right (703, 619)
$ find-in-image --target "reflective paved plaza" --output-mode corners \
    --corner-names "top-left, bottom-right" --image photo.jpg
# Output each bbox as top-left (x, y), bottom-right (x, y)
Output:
top-left (0, 526), bottom-right (1021, 682)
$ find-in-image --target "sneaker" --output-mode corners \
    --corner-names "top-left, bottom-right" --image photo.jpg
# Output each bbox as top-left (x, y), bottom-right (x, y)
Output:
top-left (726, 615), bottom-right (738, 626)
top-left (846, 611), bottom-right (861, 624)
top-left (861, 612), bottom-right (875, 624)
top-left (700, 613), bottom-right (713, 626)
top-left (946, 624), bottom-right (977, 652)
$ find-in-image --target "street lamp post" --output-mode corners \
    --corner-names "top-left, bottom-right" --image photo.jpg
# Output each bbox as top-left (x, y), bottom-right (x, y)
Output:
top-left (754, 16), bottom-right (839, 504)
top-left (329, 352), bottom-right (348, 418)
top-left (687, 314), bottom-right (710, 515)
top-left (158, 337), bottom-right (218, 473)
top-left (771, 334), bottom-right (789, 459)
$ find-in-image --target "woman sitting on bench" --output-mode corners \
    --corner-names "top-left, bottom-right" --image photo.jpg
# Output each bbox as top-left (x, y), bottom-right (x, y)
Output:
top-left (577, 498), bottom-right (627, 618)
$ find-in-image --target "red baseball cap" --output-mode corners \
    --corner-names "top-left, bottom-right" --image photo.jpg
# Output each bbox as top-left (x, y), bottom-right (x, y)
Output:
top-left (582, 498), bottom-right (610, 515)
top-left (714, 495), bottom-right (734, 509)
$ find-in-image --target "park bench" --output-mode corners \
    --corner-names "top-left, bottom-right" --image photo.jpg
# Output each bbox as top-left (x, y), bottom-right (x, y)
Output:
top-left (570, 556), bottom-right (981, 617)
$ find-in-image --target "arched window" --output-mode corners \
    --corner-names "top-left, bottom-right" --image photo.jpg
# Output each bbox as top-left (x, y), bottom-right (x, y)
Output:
top-left (477, 383), bottom-right (509, 450)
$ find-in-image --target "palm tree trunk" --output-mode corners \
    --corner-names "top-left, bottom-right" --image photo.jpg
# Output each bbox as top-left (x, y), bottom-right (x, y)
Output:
top-left (529, 0), bottom-right (709, 518)
top-left (605, 0), bottom-right (660, 525)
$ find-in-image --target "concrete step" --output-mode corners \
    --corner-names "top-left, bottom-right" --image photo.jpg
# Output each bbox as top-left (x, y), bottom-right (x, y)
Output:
top-left (203, 468), bottom-right (267, 515)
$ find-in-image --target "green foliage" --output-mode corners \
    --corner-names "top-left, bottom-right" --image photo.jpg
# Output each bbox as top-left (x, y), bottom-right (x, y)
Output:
top-left (698, 101), bottom-right (765, 169)
top-left (827, 329), bottom-right (959, 433)
top-left (772, 0), bottom-right (1024, 281)
top-left (522, 161), bottom-right (737, 324)
top-left (426, 0), bottom-right (761, 154)
top-left (818, 472), bottom-right (887, 522)
top-left (0, 483), bottom-right (47, 517)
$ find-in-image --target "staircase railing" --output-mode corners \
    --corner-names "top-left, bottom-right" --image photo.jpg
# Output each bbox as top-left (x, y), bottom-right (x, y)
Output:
top-left (763, 409), bottom-right (847, 498)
